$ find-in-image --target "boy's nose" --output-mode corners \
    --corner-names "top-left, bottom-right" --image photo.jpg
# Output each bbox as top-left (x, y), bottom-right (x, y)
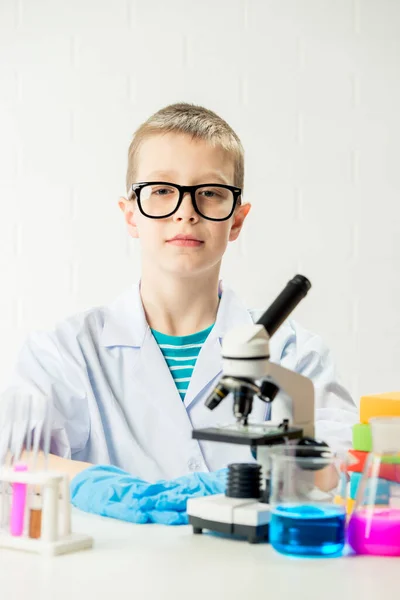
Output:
top-left (173, 191), bottom-right (199, 223)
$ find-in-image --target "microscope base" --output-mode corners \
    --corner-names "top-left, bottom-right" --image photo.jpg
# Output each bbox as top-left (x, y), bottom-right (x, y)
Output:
top-left (187, 494), bottom-right (270, 544)
top-left (189, 515), bottom-right (269, 544)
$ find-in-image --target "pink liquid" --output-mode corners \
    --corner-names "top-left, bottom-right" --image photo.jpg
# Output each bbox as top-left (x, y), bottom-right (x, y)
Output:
top-left (10, 463), bottom-right (28, 537)
top-left (348, 508), bottom-right (400, 556)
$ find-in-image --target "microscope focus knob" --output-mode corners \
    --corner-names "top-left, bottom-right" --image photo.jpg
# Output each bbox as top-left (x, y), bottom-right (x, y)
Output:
top-left (226, 463), bottom-right (262, 500)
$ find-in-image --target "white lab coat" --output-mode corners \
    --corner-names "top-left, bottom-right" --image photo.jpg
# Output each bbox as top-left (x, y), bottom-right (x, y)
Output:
top-left (10, 281), bottom-right (357, 482)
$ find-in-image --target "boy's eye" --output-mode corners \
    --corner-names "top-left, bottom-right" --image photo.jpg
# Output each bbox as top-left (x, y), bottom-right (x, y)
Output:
top-left (152, 187), bottom-right (175, 196)
top-left (141, 185), bottom-right (178, 204)
top-left (198, 187), bottom-right (226, 199)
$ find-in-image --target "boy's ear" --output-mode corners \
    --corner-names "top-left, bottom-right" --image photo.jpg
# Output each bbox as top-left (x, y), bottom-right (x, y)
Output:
top-left (118, 197), bottom-right (140, 239)
top-left (229, 202), bottom-right (251, 242)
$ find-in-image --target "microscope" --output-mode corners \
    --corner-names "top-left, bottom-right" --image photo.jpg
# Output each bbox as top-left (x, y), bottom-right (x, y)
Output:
top-left (187, 275), bottom-right (323, 543)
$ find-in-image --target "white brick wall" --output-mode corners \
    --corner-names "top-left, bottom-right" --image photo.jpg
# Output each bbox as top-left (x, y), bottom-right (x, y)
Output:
top-left (0, 0), bottom-right (399, 403)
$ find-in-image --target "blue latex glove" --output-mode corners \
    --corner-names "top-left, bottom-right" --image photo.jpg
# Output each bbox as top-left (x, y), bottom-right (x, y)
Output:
top-left (70, 465), bottom-right (227, 525)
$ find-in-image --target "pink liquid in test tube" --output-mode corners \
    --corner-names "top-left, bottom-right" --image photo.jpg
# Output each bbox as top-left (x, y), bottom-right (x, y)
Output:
top-left (10, 463), bottom-right (28, 537)
top-left (348, 508), bottom-right (400, 556)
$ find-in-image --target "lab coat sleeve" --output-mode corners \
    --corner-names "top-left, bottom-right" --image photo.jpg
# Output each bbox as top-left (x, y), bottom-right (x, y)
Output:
top-left (281, 321), bottom-right (358, 450)
top-left (9, 331), bottom-right (90, 459)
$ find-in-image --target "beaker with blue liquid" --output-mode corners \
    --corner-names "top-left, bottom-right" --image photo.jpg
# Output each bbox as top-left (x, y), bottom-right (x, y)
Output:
top-left (269, 444), bottom-right (347, 557)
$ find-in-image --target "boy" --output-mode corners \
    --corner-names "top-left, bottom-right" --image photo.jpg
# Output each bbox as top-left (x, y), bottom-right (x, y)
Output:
top-left (9, 103), bottom-right (357, 481)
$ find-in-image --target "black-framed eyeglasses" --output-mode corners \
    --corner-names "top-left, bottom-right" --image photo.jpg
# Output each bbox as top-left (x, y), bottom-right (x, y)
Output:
top-left (128, 181), bottom-right (242, 222)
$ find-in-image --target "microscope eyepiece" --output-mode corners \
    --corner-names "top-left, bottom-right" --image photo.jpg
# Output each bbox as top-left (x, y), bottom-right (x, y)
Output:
top-left (205, 381), bottom-right (231, 410)
top-left (256, 274), bottom-right (311, 338)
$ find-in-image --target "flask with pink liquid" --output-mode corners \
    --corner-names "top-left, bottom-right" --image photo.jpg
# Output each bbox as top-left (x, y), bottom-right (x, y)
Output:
top-left (348, 417), bottom-right (400, 556)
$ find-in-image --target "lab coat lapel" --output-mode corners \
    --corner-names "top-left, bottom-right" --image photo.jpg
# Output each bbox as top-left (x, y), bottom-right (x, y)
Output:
top-left (183, 333), bottom-right (222, 410)
top-left (140, 330), bottom-right (195, 439)
top-left (102, 282), bottom-right (197, 475)
top-left (125, 283), bottom-right (196, 441)
top-left (136, 323), bottom-right (207, 478)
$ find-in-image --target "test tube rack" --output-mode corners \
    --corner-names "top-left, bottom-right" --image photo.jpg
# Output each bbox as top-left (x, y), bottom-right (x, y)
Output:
top-left (0, 468), bottom-right (93, 556)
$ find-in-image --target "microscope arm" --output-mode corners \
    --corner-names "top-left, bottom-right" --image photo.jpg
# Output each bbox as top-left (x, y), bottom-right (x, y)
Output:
top-left (264, 362), bottom-right (315, 438)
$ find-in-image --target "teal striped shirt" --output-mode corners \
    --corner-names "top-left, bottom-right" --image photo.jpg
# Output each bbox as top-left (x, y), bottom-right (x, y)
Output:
top-left (151, 324), bottom-right (214, 401)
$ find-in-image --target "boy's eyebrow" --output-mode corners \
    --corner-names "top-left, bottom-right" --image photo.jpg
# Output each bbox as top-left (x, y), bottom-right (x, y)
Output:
top-left (198, 171), bottom-right (231, 185)
top-left (144, 171), bottom-right (232, 185)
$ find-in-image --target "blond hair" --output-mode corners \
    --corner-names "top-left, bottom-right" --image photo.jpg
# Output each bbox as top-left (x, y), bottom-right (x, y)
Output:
top-left (126, 103), bottom-right (244, 194)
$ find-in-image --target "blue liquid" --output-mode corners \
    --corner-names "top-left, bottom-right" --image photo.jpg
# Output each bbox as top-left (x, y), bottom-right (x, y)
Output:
top-left (270, 504), bottom-right (346, 557)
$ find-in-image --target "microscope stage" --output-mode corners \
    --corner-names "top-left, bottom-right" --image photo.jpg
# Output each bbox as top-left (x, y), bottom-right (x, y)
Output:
top-left (192, 422), bottom-right (303, 446)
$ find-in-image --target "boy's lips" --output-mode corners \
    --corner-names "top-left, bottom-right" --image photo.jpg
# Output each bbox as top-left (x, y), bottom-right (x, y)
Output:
top-left (166, 234), bottom-right (204, 247)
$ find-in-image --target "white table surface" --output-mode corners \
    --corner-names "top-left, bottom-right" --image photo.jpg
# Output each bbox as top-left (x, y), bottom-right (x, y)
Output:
top-left (0, 508), bottom-right (398, 600)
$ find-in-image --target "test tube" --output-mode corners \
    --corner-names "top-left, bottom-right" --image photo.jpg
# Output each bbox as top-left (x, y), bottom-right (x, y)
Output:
top-left (9, 395), bottom-right (29, 537)
top-left (10, 463), bottom-right (28, 536)
top-left (0, 396), bottom-right (15, 531)
top-left (28, 394), bottom-right (49, 540)
top-left (41, 479), bottom-right (59, 543)
top-left (29, 492), bottom-right (42, 539)
top-left (61, 474), bottom-right (71, 536)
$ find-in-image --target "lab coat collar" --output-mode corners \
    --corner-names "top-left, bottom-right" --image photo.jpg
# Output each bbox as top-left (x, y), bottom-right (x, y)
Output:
top-left (100, 280), bottom-right (253, 348)
top-left (213, 280), bottom-right (254, 338)
top-left (101, 283), bottom-right (148, 348)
